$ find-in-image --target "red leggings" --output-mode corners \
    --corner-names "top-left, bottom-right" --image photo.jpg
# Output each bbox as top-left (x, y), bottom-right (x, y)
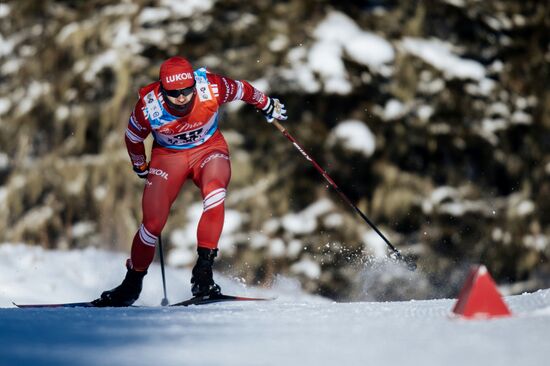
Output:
top-left (130, 132), bottom-right (231, 271)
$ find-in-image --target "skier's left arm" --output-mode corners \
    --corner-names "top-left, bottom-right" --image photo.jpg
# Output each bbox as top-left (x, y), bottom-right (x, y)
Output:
top-left (207, 73), bottom-right (288, 123)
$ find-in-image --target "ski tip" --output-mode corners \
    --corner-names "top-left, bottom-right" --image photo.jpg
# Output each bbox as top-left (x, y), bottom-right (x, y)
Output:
top-left (13, 302), bottom-right (37, 308)
top-left (13, 301), bottom-right (96, 308)
top-left (234, 296), bottom-right (277, 301)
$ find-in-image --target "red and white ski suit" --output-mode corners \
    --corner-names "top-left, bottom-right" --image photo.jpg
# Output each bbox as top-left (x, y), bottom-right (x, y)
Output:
top-left (125, 68), bottom-right (269, 271)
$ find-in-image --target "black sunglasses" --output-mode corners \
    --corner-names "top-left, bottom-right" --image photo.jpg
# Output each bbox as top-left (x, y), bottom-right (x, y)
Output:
top-left (162, 82), bottom-right (196, 98)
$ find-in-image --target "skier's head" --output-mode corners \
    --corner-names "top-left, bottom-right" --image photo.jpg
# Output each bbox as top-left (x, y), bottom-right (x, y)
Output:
top-left (159, 56), bottom-right (196, 113)
top-left (159, 56), bottom-right (195, 91)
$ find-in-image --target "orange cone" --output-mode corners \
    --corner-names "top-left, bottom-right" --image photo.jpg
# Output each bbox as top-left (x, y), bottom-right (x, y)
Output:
top-left (452, 264), bottom-right (512, 319)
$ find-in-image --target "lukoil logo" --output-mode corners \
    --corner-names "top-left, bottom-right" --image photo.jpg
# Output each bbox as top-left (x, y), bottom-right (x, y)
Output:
top-left (165, 73), bottom-right (193, 83)
top-left (149, 168), bottom-right (169, 180)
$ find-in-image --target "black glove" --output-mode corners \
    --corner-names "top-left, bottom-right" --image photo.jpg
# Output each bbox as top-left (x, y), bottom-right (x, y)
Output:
top-left (133, 163), bottom-right (149, 179)
top-left (261, 97), bottom-right (288, 123)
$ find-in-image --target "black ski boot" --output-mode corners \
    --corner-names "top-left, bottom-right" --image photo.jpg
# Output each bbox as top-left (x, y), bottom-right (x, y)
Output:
top-left (92, 262), bottom-right (147, 307)
top-left (191, 247), bottom-right (221, 297)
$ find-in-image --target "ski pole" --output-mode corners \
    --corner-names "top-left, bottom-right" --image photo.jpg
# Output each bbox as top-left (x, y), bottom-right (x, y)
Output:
top-left (271, 120), bottom-right (416, 271)
top-left (158, 234), bottom-right (170, 305)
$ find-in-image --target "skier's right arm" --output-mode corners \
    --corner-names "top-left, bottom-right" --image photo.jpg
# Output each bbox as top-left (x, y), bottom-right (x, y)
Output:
top-left (125, 100), bottom-right (151, 179)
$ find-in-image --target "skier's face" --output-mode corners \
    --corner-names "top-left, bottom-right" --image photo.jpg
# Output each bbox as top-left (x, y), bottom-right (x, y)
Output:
top-left (163, 83), bottom-right (196, 106)
top-left (166, 92), bottom-right (194, 106)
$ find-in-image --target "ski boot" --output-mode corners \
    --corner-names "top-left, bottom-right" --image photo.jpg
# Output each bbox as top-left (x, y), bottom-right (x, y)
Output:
top-left (191, 247), bottom-right (222, 297)
top-left (92, 261), bottom-right (147, 307)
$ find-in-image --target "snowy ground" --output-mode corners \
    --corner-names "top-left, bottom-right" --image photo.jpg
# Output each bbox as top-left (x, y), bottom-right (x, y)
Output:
top-left (1, 244), bottom-right (549, 366)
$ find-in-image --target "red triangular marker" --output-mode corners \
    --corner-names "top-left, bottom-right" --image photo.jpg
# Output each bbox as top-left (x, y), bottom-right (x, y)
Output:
top-left (452, 265), bottom-right (512, 319)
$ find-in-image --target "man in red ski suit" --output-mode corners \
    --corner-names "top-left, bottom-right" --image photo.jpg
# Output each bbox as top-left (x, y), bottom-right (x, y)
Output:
top-left (93, 56), bottom-right (287, 306)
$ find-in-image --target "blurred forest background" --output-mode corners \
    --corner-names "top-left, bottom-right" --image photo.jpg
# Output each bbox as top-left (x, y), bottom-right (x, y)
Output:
top-left (1, 0), bottom-right (549, 301)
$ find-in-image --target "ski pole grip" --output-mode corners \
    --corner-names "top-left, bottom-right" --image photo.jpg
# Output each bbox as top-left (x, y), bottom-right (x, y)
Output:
top-left (272, 120), bottom-right (286, 134)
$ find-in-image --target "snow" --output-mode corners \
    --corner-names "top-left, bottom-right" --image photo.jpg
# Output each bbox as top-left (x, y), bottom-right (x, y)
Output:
top-left (308, 41), bottom-right (352, 94)
top-left (249, 232), bottom-right (269, 249)
top-left (0, 244), bottom-right (549, 366)
top-left (290, 256), bottom-right (321, 279)
top-left (71, 221), bottom-right (96, 238)
top-left (56, 22), bottom-right (79, 44)
top-left (492, 228), bottom-right (511, 244)
top-left (168, 205), bottom-right (204, 266)
top-left (381, 99), bottom-right (407, 120)
top-left (55, 105), bottom-right (70, 121)
top-left (66, 171), bottom-right (87, 195)
top-left (284, 47), bottom-right (321, 93)
top-left (344, 32), bottom-right (395, 68)
top-left (417, 104), bottom-right (434, 121)
top-left (285, 11), bottom-right (394, 94)
top-left (477, 97), bottom-right (534, 142)
top-left (0, 32), bottom-right (17, 57)
top-left (511, 110), bottom-right (532, 125)
top-left (231, 13), bottom-right (257, 32)
top-left (465, 78), bottom-right (496, 96)
top-left (516, 200), bottom-right (535, 216)
top-left (323, 212), bottom-right (344, 228)
top-left (16, 80), bottom-right (51, 116)
top-left (281, 199), bottom-right (334, 235)
top-left (100, 3), bottom-right (139, 17)
top-left (91, 186), bottom-right (106, 201)
top-left (111, 19), bottom-right (141, 51)
top-left (301, 198), bottom-right (334, 217)
top-left (0, 243), bottom-right (314, 308)
top-left (401, 38), bottom-right (486, 80)
top-left (484, 14), bottom-right (515, 31)
top-left (419, 75), bottom-right (446, 94)
top-left (1, 57), bottom-right (23, 76)
top-left (287, 239), bottom-right (304, 258)
top-left (19, 206), bottom-right (54, 228)
top-left (0, 3), bottom-right (10, 18)
top-left (268, 238), bottom-right (286, 257)
top-left (137, 7), bottom-right (171, 25)
top-left (329, 120), bottom-right (377, 157)
top-left (422, 186), bottom-right (492, 217)
top-left (313, 11), bottom-right (395, 69)
top-left (160, 0), bottom-right (215, 18)
top-left (169, 203), bottom-right (244, 265)
top-left (523, 234), bottom-right (548, 252)
top-left (83, 50), bottom-right (119, 82)
top-left (488, 102), bottom-right (510, 117)
top-left (442, 0), bottom-right (465, 7)
top-left (362, 229), bottom-right (390, 259)
top-left (268, 34), bottom-right (289, 52)
top-left (0, 98), bottom-right (10, 116)
top-left (281, 212), bottom-right (317, 235)
top-left (427, 186), bottom-right (458, 204)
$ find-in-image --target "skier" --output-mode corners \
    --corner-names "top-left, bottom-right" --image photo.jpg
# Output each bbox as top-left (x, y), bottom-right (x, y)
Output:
top-left (93, 56), bottom-right (287, 306)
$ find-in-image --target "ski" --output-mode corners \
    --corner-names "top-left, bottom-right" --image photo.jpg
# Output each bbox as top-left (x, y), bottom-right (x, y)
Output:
top-left (13, 301), bottom-right (96, 308)
top-left (13, 294), bottom-right (274, 308)
top-left (171, 293), bottom-right (275, 307)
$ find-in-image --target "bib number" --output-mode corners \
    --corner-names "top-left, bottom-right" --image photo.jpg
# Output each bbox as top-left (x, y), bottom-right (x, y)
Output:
top-left (171, 128), bottom-right (204, 144)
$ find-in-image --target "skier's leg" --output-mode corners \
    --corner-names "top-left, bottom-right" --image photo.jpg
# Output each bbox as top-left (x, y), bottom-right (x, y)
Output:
top-left (189, 150), bottom-right (231, 296)
top-left (94, 152), bottom-right (189, 306)
top-left (130, 152), bottom-right (189, 271)
top-left (195, 153), bottom-right (231, 250)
